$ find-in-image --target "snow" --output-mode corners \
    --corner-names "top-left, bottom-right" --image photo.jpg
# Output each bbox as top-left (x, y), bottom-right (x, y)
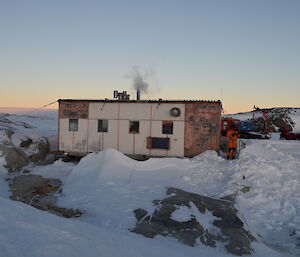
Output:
top-left (224, 111), bottom-right (263, 121)
top-left (288, 109), bottom-right (300, 130)
top-left (0, 195), bottom-right (226, 257)
top-left (189, 201), bottom-right (218, 232)
top-left (0, 111), bottom-right (299, 256)
top-left (30, 159), bottom-right (75, 183)
top-left (0, 156), bottom-right (9, 198)
top-left (228, 140), bottom-right (300, 254)
top-left (58, 149), bottom-right (234, 231)
top-left (0, 110), bottom-right (57, 150)
top-left (57, 144), bottom-right (299, 256)
top-left (0, 191), bottom-right (283, 257)
top-left (171, 205), bottom-right (193, 222)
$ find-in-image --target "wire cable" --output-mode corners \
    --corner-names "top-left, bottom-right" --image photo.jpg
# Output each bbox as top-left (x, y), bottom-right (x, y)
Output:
top-left (19, 100), bottom-right (58, 116)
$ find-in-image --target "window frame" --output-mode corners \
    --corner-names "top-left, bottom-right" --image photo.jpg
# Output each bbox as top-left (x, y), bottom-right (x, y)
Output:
top-left (129, 121), bottom-right (140, 134)
top-left (162, 121), bottom-right (173, 135)
top-left (147, 137), bottom-right (170, 150)
top-left (98, 119), bottom-right (108, 133)
top-left (69, 119), bottom-right (78, 131)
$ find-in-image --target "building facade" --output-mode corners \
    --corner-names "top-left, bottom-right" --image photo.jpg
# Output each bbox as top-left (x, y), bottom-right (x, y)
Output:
top-left (58, 99), bottom-right (222, 158)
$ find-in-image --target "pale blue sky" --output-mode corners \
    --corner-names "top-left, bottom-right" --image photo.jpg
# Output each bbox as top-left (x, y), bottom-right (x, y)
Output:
top-left (1, 0), bottom-right (299, 113)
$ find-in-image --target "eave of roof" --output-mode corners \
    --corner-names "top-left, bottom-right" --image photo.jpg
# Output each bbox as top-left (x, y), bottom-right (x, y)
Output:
top-left (58, 99), bottom-right (222, 104)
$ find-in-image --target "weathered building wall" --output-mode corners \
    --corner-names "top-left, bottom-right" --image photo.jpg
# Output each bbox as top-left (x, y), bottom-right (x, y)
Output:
top-left (59, 101), bottom-right (89, 119)
top-left (88, 103), bottom-right (119, 152)
top-left (184, 102), bottom-right (221, 157)
top-left (59, 118), bottom-right (73, 152)
top-left (59, 101), bottom-right (186, 157)
top-left (58, 101), bottom-right (89, 153)
top-left (58, 100), bottom-right (221, 158)
top-left (150, 103), bottom-right (185, 157)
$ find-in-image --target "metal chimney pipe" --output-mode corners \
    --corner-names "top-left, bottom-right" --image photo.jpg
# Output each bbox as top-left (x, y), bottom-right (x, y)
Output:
top-left (136, 89), bottom-right (140, 101)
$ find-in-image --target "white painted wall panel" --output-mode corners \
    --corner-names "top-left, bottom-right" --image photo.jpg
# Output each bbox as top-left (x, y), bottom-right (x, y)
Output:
top-left (151, 103), bottom-right (185, 121)
top-left (149, 121), bottom-right (166, 156)
top-left (119, 103), bottom-right (151, 120)
top-left (168, 121), bottom-right (185, 157)
top-left (150, 120), bottom-right (184, 157)
top-left (103, 119), bottom-right (118, 150)
top-left (118, 120), bottom-right (134, 154)
top-left (87, 119), bottom-right (100, 152)
top-left (59, 119), bottom-right (73, 152)
top-left (73, 119), bottom-right (88, 153)
top-left (87, 119), bottom-right (119, 152)
top-left (89, 103), bottom-right (119, 119)
top-left (59, 102), bottom-right (186, 157)
top-left (134, 120), bottom-right (151, 155)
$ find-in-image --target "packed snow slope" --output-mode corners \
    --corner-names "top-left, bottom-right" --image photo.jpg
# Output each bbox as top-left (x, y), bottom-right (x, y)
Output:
top-left (0, 147), bottom-right (289, 257)
top-left (59, 141), bottom-right (300, 256)
top-left (234, 140), bottom-right (300, 254)
top-left (0, 110), bottom-right (299, 256)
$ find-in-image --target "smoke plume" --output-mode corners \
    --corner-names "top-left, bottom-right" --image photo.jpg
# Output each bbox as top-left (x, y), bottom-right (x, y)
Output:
top-left (128, 66), bottom-right (149, 93)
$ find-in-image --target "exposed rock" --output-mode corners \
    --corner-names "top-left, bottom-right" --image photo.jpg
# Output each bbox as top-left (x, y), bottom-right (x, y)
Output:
top-left (0, 129), bottom-right (14, 145)
top-left (19, 138), bottom-right (33, 148)
top-left (271, 113), bottom-right (294, 131)
top-left (9, 174), bottom-right (83, 218)
top-left (26, 137), bottom-right (49, 163)
top-left (290, 229), bottom-right (300, 250)
top-left (0, 134), bottom-right (50, 172)
top-left (131, 187), bottom-right (255, 256)
top-left (234, 108), bottom-right (298, 132)
top-left (2, 147), bottom-right (29, 172)
top-left (240, 186), bottom-right (251, 194)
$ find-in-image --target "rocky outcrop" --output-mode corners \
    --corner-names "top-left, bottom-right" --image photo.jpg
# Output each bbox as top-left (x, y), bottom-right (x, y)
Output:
top-left (0, 131), bottom-right (49, 172)
top-left (9, 174), bottom-right (83, 218)
top-left (131, 187), bottom-right (255, 256)
top-left (232, 108), bottom-right (299, 132)
top-left (2, 147), bottom-right (29, 172)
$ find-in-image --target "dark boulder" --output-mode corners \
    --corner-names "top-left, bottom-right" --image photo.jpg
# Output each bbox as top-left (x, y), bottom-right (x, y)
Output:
top-left (9, 174), bottom-right (83, 218)
top-left (2, 147), bottom-right (29, 172)
top-left (131, 187), bottom-right (255, 256)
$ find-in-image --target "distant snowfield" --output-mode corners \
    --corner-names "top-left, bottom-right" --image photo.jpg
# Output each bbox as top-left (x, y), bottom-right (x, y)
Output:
top-left (0, 108), bottom-right (58, 150)
top-left (0, 107), bottom-right (57, 117)
top-left (0, 110), bottom-right (299, 257)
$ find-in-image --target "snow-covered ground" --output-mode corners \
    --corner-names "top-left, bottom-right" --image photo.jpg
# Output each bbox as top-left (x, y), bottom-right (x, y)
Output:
top-left (0, 109), bottom-right (299, 257)
top-left (233, 140), bottom-right (300, 254)
top-left (0, 108), bottom-right (57, 150)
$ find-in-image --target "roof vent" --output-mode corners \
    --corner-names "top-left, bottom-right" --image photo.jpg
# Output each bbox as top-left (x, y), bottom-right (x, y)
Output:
top-left (113, 90), bottom-right (130, 101)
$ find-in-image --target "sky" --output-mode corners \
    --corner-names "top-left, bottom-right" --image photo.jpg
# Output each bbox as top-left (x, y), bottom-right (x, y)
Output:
top-left (0, 0), bottom-right (299, 113)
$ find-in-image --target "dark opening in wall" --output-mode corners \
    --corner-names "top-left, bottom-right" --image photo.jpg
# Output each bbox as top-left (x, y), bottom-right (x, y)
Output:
top-left (98, 120), bottom-right (108, 132)
top-left (147, 137), bottom-right (170, 150)
top-left (129, 121), bottom-right (139, 133)
top-left (69, 119), bottom-right (78, 131)
top-left (162, 121), bottom-right (173, 134)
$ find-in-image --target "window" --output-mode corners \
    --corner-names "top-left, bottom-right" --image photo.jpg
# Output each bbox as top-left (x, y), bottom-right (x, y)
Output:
top-left (162, 121), bottom-right (173, 134)
top-left (129, 121), bottom-right (139, 133)
top-left (98, 119), bottom-right (108, 132)
top-left (147, 137), bottom-right (170, 150)
top-left (69, 119), bottom-right (78, 131)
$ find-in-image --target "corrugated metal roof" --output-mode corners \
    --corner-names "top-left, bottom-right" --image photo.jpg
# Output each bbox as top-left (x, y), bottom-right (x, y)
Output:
top-left (58, 99), bottom-right (222, 104)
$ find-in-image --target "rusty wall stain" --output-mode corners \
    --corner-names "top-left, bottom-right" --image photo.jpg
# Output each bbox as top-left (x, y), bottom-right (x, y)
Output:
top-left (184, 102), bottom-right (221, 157)
top-left (59, 101), bottom-right (89, 119)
